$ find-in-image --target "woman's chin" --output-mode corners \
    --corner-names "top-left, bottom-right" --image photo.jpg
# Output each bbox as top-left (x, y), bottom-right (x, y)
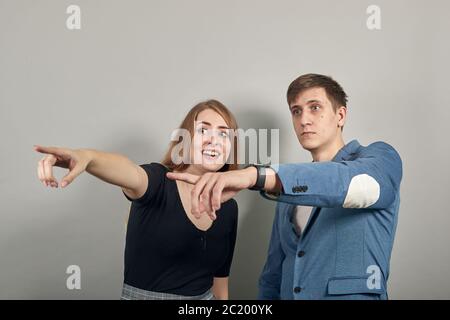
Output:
top-left (199, 161), bottom-right (225, 172)
top-left (189, 153), bottom-right (228, 172)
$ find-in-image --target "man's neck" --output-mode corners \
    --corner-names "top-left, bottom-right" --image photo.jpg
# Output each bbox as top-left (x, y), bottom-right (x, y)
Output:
top-left (311, 137), bottom-right (345, 162)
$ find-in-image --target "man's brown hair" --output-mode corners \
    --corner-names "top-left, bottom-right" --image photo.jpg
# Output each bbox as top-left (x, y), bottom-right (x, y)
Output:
top-left (287, 73), bottom-right (348, 112)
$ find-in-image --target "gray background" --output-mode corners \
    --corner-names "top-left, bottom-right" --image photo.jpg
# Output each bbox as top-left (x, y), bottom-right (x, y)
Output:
top-left (1, 0), bottom-right (449, 299)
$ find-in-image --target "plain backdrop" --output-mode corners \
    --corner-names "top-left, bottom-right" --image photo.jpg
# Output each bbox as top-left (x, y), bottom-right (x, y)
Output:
top-left (1, 0), bottom-right (449, 299)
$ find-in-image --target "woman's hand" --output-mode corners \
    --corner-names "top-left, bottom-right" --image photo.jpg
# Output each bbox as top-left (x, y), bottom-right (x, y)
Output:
top-left (34, 145), bottom-right (93, 188)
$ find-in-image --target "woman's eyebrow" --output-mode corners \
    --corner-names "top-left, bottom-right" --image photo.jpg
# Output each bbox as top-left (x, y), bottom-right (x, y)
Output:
top-left (197, 121), bottom-right (230, 130)
top-left (196, 121), bottom-right (211, 127)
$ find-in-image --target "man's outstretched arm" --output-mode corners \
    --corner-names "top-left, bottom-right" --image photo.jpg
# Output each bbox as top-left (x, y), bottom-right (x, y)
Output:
top-left (166, 141), bottom-right (402, 219)
top-left (166, 166), bottom-right (281, 220)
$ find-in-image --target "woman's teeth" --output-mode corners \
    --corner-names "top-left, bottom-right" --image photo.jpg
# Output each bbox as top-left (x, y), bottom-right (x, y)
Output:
top-left (202, 150), bottom-right (220, 157)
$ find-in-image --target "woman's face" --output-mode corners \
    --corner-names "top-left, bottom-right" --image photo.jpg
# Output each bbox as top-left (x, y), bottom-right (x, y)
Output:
top-left (189, 109), bottom-right (233, 173)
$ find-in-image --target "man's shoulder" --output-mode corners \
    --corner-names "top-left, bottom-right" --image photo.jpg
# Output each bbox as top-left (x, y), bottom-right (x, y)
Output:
top-left (354, 141), bottom-right (403, 174)
top-left (357, 141), bottom-right (401, 158)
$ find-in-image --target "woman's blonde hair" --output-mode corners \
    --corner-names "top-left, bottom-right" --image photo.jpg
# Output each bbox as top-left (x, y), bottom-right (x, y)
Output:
top-left (161, 99), bottom-right (239, 172)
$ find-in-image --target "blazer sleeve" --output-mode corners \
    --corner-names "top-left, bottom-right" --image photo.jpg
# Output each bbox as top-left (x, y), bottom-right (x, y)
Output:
top-left (260, 142), bottom-right (402, 210)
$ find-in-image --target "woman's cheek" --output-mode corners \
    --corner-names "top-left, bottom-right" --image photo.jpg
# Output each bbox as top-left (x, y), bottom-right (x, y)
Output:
top-left (190, 142), bottom-right (203, 164)
top-left (223, 141), bottom-right (232, 162)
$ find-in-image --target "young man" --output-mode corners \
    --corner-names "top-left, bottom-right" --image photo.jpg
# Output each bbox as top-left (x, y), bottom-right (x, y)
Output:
top-left (167, 74), bottom-right (403, 300)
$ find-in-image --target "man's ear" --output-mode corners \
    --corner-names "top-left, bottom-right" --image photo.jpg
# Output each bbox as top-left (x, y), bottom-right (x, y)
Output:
top-left (337, 106), bottom-right (347, 127)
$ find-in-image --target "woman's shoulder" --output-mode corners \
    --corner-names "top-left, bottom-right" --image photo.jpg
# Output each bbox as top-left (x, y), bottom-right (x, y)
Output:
top-left (137, 162), bottom-right (171, 187)
top-left (141, 162), bottom-right (170, 175)
top-left (145, 162), bottom-right (170, 170)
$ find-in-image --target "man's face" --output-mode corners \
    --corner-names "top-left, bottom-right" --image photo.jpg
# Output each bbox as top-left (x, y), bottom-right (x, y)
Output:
top-left (289, 87), bottom-right (346, 152)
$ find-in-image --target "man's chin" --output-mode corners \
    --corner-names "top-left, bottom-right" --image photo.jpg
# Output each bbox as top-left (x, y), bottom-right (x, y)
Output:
top-left (299, 140), bottom-right (319, 151)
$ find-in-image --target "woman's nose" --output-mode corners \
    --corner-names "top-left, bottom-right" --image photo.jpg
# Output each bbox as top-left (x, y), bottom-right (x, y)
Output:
top-left (210, 132), bottom-right (218, 144)
top-left (203, 130), bottom-right (221, 147)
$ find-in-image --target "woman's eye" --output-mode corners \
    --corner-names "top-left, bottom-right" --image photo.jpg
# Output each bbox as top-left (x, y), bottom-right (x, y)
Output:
top-left (199, 127), bottom-right (207, 134)
top-left (220, 131), bottom-right (229, 138)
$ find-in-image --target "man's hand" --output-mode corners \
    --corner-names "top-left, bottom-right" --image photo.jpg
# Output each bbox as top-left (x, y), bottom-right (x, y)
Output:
top-left (166, 167), bottom-right (258, 220)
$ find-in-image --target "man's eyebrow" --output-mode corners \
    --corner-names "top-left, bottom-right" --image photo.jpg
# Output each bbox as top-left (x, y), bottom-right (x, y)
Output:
top-left (290, 99), bottom-right (323, 110)
top-left (305, 99), bottom-right (323, 105)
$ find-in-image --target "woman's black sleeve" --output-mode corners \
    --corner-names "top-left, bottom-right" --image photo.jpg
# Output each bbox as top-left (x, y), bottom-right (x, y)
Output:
top-left (214, 199), bottom-right (238, 277)
top-left (122, 162), bottom-right (166, 206)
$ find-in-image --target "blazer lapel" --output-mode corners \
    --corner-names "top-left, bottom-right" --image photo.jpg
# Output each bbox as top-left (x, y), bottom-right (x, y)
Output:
top-left (300, 206), bottom-right (321, 240)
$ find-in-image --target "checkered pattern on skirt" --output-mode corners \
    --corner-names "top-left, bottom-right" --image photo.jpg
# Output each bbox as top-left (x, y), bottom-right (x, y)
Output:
top-left (121, 283), bottom-right (216, 300)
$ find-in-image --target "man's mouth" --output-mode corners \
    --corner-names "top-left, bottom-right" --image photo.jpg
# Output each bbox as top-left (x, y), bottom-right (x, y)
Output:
top-left (301, 132), bottom-right (316, 136)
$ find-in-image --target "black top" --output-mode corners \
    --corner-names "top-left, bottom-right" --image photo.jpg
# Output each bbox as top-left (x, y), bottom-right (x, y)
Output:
top-left (122, 162), bottom-right (238, 296)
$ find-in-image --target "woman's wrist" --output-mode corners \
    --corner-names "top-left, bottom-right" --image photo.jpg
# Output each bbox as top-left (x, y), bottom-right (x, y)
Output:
top-left (81, 148), bottom-right (97, 172)
top-left (243, 166), bottom-right (258, 188)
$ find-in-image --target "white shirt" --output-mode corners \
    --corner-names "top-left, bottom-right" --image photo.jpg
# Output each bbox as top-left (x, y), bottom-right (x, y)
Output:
top-left (294, 206), bottom-right (314, 235)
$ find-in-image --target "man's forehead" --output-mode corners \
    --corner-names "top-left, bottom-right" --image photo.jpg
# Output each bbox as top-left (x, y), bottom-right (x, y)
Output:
top-left (290, 87), bottom-right (329, 107)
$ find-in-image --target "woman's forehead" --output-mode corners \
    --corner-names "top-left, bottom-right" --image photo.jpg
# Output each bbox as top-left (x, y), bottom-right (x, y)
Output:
top-left (196, 109), bottom-right (228, 127)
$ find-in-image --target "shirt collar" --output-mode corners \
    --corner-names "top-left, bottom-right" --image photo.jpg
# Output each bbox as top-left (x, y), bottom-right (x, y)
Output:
top-left (332, 139), bottom-right (361, 162)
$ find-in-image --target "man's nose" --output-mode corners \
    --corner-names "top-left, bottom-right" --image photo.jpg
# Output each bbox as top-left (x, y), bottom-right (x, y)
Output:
top-left (299, 112), bottom-right (312, 127)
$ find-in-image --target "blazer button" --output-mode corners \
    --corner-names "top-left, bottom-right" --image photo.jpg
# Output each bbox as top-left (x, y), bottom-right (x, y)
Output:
top-left (292, 187), bottom-right (298, 193)
top-left (297, 250), bottom-right (305, 257)
top-left (303, 185), bottom-right (308, 192)
top-left (294, 286), bottom-right (302, 293)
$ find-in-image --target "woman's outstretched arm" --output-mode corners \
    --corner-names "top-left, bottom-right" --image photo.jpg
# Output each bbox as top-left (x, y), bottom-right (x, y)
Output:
top-left (34, 145), bottom-right (148, 200)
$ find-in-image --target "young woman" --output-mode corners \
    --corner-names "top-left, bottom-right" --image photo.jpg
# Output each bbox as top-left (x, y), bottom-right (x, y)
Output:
top-left (34, 100), bottom-right (239, 300)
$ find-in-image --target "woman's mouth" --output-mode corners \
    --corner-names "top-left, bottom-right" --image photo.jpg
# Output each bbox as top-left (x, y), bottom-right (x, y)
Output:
top-left (202, 149), bottom-right (221, 160)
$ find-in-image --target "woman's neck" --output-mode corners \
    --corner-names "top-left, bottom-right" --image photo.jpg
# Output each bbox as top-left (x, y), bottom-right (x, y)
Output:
top-left (184, 164), bottom-right (207, 176)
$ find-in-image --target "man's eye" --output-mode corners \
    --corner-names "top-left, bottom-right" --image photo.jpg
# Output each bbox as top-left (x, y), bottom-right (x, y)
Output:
top-left (311, 105), bottom-right (320, 111)
top-left (292, 109), bottom-right (300, 115)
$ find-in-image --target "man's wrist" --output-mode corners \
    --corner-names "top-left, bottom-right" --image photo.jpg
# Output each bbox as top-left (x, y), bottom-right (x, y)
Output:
top-left (264, 167), bottom-right (281, 193)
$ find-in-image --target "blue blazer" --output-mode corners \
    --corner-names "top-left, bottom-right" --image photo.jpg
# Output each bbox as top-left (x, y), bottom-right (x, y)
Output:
top-left (258, 140), bottom-right (402, 300)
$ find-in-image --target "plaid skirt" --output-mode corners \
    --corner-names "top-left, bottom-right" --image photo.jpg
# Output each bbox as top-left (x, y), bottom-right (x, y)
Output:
top-left (121, 283), bottom-right (216, 300)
